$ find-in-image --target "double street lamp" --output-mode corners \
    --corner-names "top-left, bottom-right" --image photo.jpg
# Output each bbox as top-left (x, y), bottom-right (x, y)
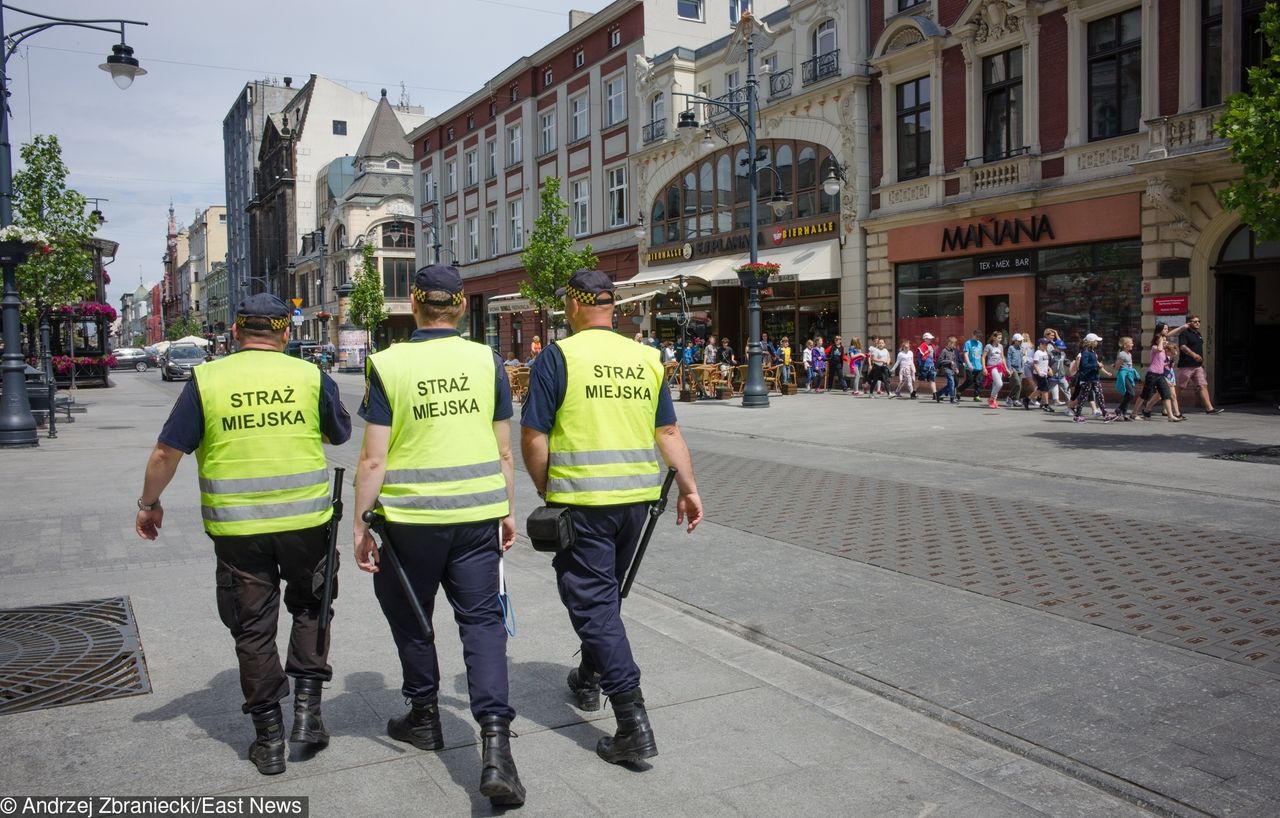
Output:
top-left (0, 4), bottom-right (147, 448)
top-left (673, 12), bottom-right (786, 409)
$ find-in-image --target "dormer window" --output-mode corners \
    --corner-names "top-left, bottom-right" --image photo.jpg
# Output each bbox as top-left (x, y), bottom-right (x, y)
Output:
top-left (609, 29), bottom-right (621, 48)
top-left (510, 85), bottom-right (519, 102)
top-left (386, 159), bottom-right (400, 170)
top-left (467, 114), bottom-right (475, 130)
top-left (447, 126), bottom-right (455, 141)
top-left (574, 50), bottom-right (585, 68)
top-left (544, 68), bottom-right (554, 86)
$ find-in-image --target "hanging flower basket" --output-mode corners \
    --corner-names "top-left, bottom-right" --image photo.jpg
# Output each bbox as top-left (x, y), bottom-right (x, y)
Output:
top-left (0, 226), bottom-right (53, 265)
top-left (734, 261), bottom-right (780, 289)
top-left (55, 302), bottom-right (118, 321)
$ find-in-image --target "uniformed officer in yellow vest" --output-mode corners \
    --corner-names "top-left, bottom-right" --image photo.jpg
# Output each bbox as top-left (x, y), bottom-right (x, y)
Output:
top-left (353, 264), bottom-right (524, 807)
top-left (135, 293), bottom-right (352, 776)
top-left (521, 269), bottom-right (703, 766)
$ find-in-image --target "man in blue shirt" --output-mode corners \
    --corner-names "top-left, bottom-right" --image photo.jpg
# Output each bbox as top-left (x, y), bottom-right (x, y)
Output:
top-left (959, 329), bottom-right (985, 402)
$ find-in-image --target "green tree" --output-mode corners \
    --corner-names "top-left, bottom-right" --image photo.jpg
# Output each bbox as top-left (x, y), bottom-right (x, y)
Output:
top-left (166, 316), bottom-right (203, 341)
top-left (519, 176), bottom-right (597, 330)
top-left (347, 240), bottom-right (386, 351)
top-left (1214, 4), bottom-right (1280, 241)
top-left (12, 134), bottom-right (97, 324)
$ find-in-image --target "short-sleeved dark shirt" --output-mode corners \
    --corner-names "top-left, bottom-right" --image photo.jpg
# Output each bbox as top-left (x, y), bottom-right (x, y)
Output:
top-left (520, 328), bottom-right (677, 434)
top-left (1179, 328), bottom-right (1204, 368)
top-left (359, 328), bottom-right (513, 426)
top-left (157, 349), bottom-right (352, 454)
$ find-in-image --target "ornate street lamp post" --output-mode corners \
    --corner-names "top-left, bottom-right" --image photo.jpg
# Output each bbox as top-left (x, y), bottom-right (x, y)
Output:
top-left (674, 12), bottom-right (788, 408)
top-left (0, 4), bottom-right (147, 448)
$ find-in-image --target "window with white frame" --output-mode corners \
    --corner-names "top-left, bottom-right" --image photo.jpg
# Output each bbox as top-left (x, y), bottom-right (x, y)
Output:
top-left (507, 123), bottom-right (523, 166)
top-left (464, 149), bottom-right (478, 187)
top-left (726, 70), bottom-right (740, 91)
top-left (445, 160), bottom-right (457, 194)
top-left (678, 0), bottom-right (704, 21)
top-left (982, 49), bottom-right (1023, 161)
top-left (730, 0), bottom-right (750, 24)
top-left (571, 179), bottom-right (590, 236)
top-left (897, 0), bottom-right (926, 11)
top-left (570, 94), bottom-right (589, 141)
top-left (607, 165), bottom-right (627, 228)
top-left (574, 50), bottom-right (585, 68)
top-left (508, 201), bottom-right (524, 250)
top-left (604, 74), bottom-right (626, 126)
top-left (540, 111), bottom-right (556, 155)
top-left (447, 223), bottom-right (458, 261)
top-left (485, 139), bottom-right (497, 178)
top-left (896, 75), bottom-right (931, 180)
top-left (650, 92), bottom-right (665, 126)
top-left (609, 29), bottom-right (621, 48)
top-left (488, 209), bottom-right (499, 256)
top-left (422, 169), bottom-right (436, 202)
top-left (1087, 8), bottom-right (1142, 141)
top-left (1202, 0), bottom-right (1223, 106)
top-left (543, 68), bottom-right (553, 87)
top-left (467, 217), bottom-right (479, 261)
top-left (812, 19), bottom-right (837, 56)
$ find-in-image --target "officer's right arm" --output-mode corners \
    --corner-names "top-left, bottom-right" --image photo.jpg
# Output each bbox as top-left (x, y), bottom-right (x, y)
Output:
top-left (353, 423), bottom-right (390, 573)
top-left (655, 425), bottom-right (703, 533)
top-left (520, 427), bottom-right (550, 498)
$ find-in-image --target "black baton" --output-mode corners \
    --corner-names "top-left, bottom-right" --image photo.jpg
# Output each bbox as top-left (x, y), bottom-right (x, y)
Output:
top-left (362, 510), bottom-right (435, 644)
top-left (620, 467), bottom-right (678, 599)
top-left (315, 467), bottom-right (345, 653)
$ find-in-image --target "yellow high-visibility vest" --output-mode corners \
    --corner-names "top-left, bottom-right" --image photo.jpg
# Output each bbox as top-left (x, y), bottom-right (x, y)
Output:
top-left (194, 350), bottom-right (330, 536)
top-left (369, 335), bottom-right (508, 525)
top-left (546, 329), bottom-right (663, 506)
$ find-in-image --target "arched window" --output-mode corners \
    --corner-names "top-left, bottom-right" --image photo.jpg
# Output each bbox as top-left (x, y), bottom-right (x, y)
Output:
top-left (334, 224), bottom-right (347, 249)
top-left (651, 199), bottom-right (666, 245)
top-left (716, 154), bottom-right (733, 232)
top-left (699, 160), bottom-right (714, 234)
top-left (665, 184), bottom-right (681, 242)
top-left (797, 147), bottom-right (817, 218)
top-left (813, 19), bottom-right (837, 56)
top-left (683, 170), bottom-right (698, 238)
top-left (385, 159), bottom-right (400, 170)
top-left (382, 221), bottom-right (415, 249)
top-left (1219, 225), bottom-right (1280, 263)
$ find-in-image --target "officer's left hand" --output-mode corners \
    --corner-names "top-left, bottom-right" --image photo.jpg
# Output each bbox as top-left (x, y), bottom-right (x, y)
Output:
top-left (355, 529), bottom-right (380, 573)
top-left (499, 514), bottom-right (517, 551)
top-left (136, 507), bottom-right (164, 540)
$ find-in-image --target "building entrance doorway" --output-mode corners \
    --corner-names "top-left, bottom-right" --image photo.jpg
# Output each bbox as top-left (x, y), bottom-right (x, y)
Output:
top-left (1214, 225), bottom-right (1280, 404)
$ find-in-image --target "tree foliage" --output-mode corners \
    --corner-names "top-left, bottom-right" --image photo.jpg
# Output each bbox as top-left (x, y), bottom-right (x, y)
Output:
top-left (166, 316), bottom-right (203, 341)
top-left (346, 240), bottom-right (386, 348)
top-left (12, 134), bottom-right (97, 323)
top-left (518, 176), bottom-right (597, 313)
top-left (1214, 4), bottom-right (1280, 241)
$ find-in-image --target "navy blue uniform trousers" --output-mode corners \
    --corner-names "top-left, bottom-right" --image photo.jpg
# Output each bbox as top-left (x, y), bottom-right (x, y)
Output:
top-left (552, 503), bottom-right (647, 697)
top-left (374, 519), bottom-right (514, 722)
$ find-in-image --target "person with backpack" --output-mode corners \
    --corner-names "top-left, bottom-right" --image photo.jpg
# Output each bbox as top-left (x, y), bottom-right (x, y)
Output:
top-left (1070, 333), bottom-right (1116, 423)
top-left (959, 329), bottom-right (984, 402)
top-left (936, 336), bottom-right (960, 404)
top-left (826, 335), bottom-right (849, 392)
top-left (1005, 333), bottom-right (1027, 408)
top-left (916, 333), bottom-right (937, 400)
top-left (809, 336), bottom-right (827, 392)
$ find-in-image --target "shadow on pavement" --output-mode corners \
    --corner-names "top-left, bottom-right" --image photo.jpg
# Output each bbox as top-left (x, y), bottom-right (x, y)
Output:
top-left (1027, 430), bottom-right (1263, 455)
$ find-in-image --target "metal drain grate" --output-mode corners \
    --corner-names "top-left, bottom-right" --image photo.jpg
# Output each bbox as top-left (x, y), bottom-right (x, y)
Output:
top-left (0, 596), bottom-right (151, 715)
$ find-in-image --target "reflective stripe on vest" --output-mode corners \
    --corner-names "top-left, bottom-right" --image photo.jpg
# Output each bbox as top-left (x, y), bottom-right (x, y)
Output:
top-left (545, 330), bottom-right (664, 506)
top-left (370, 335), bottom-right (509, 525)
top-left (193, 351), bottom-right (331, 536)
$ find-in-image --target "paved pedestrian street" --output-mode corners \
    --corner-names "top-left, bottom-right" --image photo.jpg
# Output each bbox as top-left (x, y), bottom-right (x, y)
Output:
top-left (2, 372), bottom-right (1278, 817)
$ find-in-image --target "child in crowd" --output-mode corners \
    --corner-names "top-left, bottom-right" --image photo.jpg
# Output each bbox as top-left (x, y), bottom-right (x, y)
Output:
top-left (1164, 342), bottom-right (1184, 419)
top-left (866, 337), bottom-right (891, 397)
top-left (917, 332), bottom-right (938, 400)
top-left (1005, 333), bottom-right (1026, 408)
top-left (983, 331), bottom-right (1007, 410)
top-left (936, 336), bottom-right (960, 403)
top-left (1114, 336), bottom-right (1139, 420)
top-left (802, 339), bottom-right (814, 391)
top-left (808, 336), bottom-right (826, 392)
top-left (890, 340), bottom-right (916, 398)
top-left (778, 337), bottom-right (793, 385)
top-left (1045, 329), bottom-right (1069, 405)
top-left (1032, 337), bottom-right (1054, 413)
top-left (1071, 333), bottom-right (1116, 423)
top-left (1020, 333), bottom-right (1036, 408)
top-left (847, 337), bottom-right (867, 395)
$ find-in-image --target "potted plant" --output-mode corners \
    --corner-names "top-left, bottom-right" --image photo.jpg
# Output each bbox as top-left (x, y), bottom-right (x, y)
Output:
top-left (734, 260), bottom-right (780, 290)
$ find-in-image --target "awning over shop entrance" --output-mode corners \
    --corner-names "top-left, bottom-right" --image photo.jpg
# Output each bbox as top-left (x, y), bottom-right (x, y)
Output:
top-left (486, 293), bottom-right (533, 314)
top-left (705, 241), bottom-right (840, 287)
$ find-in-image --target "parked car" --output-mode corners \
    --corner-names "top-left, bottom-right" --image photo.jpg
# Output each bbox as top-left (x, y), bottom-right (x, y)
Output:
top-left (111, 347), bottom-right (161, 372)
top-left (161, 344), bottom-right (209, 381)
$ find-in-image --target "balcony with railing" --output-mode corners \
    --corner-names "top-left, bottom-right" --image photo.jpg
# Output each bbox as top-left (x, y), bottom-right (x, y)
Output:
top-left (1145, 105), bottom-right (1228, 160)
top-left (642, 118), bottom-right (667, 144)
top-left (768, 68), bottom-right (793, 100)
top-left (801, 49), bottom-right (840, 86)
top-left (707, 87), bottom-right (748, 124)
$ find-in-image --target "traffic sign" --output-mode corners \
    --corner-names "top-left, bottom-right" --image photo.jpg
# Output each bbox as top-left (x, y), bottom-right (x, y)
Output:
top-left (292, 308), bottom-right (303, 317)
top-left (291, 298), bottom-right (303, 308)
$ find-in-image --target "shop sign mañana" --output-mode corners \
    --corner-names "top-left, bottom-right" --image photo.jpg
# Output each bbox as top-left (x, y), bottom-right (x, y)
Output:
top-left (941, 214), bottom-right (1055, 253)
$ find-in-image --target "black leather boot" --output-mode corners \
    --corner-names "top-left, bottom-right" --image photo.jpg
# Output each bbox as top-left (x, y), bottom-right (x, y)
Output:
top-left (596, 687), bottom-right (658, 764)
top-left (387, 696), bottom-right (444, 751)
top-left (289, 678), bottom-right (329, 750)
top-left (478, 715), bottom-right (526, 807)
top-left (248, 705), bottom-right (287, 775)
top-left (566, 666), bottom-right (602, 711)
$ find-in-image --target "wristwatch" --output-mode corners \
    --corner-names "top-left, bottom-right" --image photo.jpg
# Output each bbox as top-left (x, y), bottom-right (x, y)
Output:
top-left (137, 498), bottom-right (160, 511)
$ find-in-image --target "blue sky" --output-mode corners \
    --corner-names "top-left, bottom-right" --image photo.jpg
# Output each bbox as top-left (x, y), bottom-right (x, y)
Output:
top-left (7, 0), bottom-right (603, 307)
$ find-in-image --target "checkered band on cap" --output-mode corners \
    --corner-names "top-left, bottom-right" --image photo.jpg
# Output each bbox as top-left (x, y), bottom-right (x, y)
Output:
top-left (237, 315), bottom-right (290, 331)
top-left (564, 285), bottom-right (606, 305)
top-left (412, 285), bottom-right (465, 306)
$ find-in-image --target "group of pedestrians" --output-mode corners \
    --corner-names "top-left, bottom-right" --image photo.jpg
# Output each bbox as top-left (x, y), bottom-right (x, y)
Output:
top-left (135, 268), bottom-right (703, 808)
top-left (747, 318), bottom-right (1224, 424)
